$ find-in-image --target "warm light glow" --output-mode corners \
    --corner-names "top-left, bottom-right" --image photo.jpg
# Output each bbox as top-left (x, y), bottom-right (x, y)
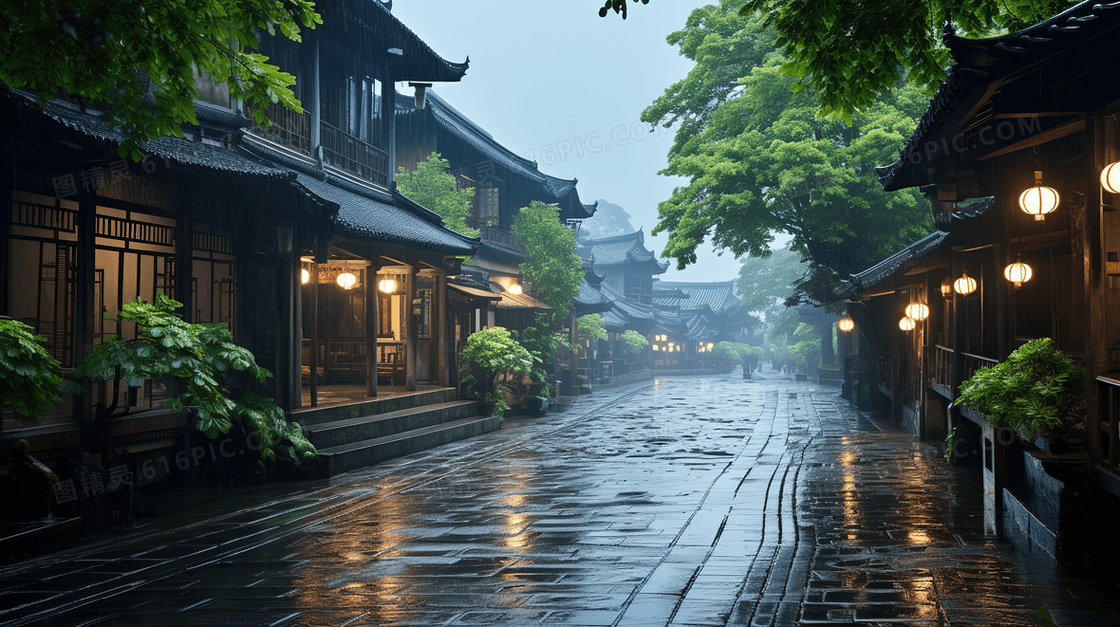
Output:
top-left (899, 316), bottom-right (916, 331)
top-left (1102, 161), bottom-right (1120, 194)
top-left (707, 342), bottom-right (714, 350)
top-left (336, 271), bottom-right (357, 290)
top-left (954, 273), bottom-right (977, 296)
top-left (653, 344), bottom-right (660, 351)
top-left (1004, 261), bottom-right (1033, 287)
top-left (940, 278), bottom-right (952, 298)
top-left (378, 278), bottom-right (397, 294)
top-left (301, 268), bottom-right (310, 285)
top-left (1018, 185), bottom-right (1059, 221)
top-left (838, 317), bottom-right (854, 333)
top-left (904, 303), bottom-right (929, 321)
top-left (507, 283), bottom-right (523, 296)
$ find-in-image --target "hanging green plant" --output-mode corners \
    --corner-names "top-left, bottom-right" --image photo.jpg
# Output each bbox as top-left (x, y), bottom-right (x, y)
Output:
top-left (956, 338), bottom-right (1085, 445)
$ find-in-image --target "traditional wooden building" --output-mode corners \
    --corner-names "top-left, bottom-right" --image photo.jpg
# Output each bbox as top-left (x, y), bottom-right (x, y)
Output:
top-left (839, 0), bottom-right (1120, 563)
top-left (1, 0), bottom-right (505, 504)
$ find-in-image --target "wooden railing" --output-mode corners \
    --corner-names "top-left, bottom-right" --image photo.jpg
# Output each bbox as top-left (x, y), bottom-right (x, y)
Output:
top-left (257, 103), bottom-right (312, 156)
top-left (1098, 376), bottom-right (1120, 472)
top-left (321, 121), bottom-right (388, 187)
top-left (962, 351), bottom-right (998, 382)
top-left (933, 345), bottom-right (954, 393)
top-left (479, 226), bottom-right (526, 254)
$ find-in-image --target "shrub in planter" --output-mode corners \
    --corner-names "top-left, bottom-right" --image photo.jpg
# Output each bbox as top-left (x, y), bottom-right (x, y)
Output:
top-left (459, 326), bottom-right (535, 419)
top-left (956, 338), bottom-right (1085, 447)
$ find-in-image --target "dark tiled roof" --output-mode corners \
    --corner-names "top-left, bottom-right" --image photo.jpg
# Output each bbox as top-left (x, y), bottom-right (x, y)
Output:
top-left (578, 230), bottom-right (669, 273)
top-left (601, 308), bottom-right (629, 329)
top-left (10, 89), bottom-right (292, 179)
top-left (600, 283), bottom-right (655, 321)
top-left (574, 278), bottom-right (613, 314)
top-left (876, 0), bottom-right (1120, 191)
top-left (834, 231), bottom-right (949, 298)
top-left (324, 0), bottom-right (468, 83)
top-left (684, 312), bottom-right (720, 342)
top-left (652, 280), bottom-right (741, 315)
top-left (295, 173), bottom-right (477, 255)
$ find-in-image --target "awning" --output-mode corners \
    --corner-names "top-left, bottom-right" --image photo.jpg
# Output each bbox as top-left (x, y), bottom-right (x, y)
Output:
top-left (449, 283), bottom-right (502, 300)
top-left (496, 292), bottom-right (551, 310)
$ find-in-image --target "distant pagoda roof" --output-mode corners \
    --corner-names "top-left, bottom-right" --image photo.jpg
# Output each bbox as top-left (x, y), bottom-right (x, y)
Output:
top-left (577, 229), bottom-right (669, 274)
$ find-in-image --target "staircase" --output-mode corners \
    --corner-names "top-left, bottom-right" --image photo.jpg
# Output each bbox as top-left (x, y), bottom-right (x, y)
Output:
top-left (292, 388), bottom-right (500, 477)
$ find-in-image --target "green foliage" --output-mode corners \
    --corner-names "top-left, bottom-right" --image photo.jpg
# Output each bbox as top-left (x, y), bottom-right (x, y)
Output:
top-left (397, 152), bottom-right (479, 238)
top-left (621, 329), bottom-right (649, 352)
top-left (511, 201), bottom-right (584, 322)
top-left (577, 314), bottom-right (608, 343)
top-left (956, 338), bottom-right (1086, 443)
top-left (739, 0), bottom-right (1074, 122)
top-left (944, 426), bottom-right (958, 461)
top-left (0, 0), bottom-right (322, 160)
top-left (643, 3), bottom-right (933, 303)
top-left (459, 327), bottom-right (535, 419)
top-left (0, 319), bottom-right (71, 419)
top-left (73, 295), bottom-right (315, 465)
top-left (598, 0), bottom-right (651, 19)
top-left (713, 342), bottom-right (761, 368)
top-left (514, 315), bottom-right (574, 398)
top-left (737, 247), bottom-right (807, 320)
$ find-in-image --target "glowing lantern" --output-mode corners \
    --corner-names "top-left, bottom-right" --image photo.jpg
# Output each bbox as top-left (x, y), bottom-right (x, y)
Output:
top-left (1102, 161), bottom-right (1120, 194)
top-left (838, 317), bottom-right (854, 332)
top-left (954, 273), bottom-right (977, 296)
top-left (940, 278), bottom-right (952, 298)
top-left (1004, 260), bottom-right (1033, 288)
top-left (378, 278), bottom-right (397, 294)
top-left (507, 283), bottom-right (523, 296)
top-left (904, 303), bottom-right (929, 321)
top-left (1018, 174), bottom-right (1059, 221)
top-left (336, 271), bottom-right (357, 290)
top-left (899, 317), bottom-right (916, 332)
top-left (301, 268), bottom-right (311, 285)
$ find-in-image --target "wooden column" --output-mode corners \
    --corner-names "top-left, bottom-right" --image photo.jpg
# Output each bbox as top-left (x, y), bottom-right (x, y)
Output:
top-left (174, 191), bottom-right (194, 321)
top-left (435, 271), bottom-right (448, 387)
top-left (1085, 118), bottom-right (1107, 463)
top-left (366, 262), bottom-right (378, 397)
top-left (309, 262), bottom-right (319, 406)
top-left (405, 265), bottom-right (416, 390)
top-left (74, 186), bottom-right (97, 444)
top-left (310, 30), bottom-right (321, 162)
top-left (380, 71), bottom-right (396, 188)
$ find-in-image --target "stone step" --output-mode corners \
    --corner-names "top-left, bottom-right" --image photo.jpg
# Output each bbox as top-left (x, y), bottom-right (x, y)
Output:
top-left (291, 388), bottom-right (457, 427)
top-left (317, 415), bottom-right (502, 476)
top-left (302, 400), bottom-right (480, 450)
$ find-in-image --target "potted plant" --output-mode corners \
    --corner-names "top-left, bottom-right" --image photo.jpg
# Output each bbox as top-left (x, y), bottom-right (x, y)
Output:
top-left (955, 338), bottom-right (1085, 453)
top-left (459, 326), bottom-right (535, 419)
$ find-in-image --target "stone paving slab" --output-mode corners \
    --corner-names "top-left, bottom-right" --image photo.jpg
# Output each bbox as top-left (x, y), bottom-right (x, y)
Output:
top-left (2, 371), bottom-right (1120, 626)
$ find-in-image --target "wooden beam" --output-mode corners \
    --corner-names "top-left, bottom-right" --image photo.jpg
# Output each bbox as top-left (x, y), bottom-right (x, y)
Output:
top-left (978, 118), bottom-right (1086, 161)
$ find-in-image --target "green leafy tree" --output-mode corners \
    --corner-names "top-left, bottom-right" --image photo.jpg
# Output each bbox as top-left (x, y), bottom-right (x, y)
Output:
top-left (73, 295), bottom-right (315, 465)
top-left (737, 247), bottom-right (806, 321)
top-left (459, 326), bottom-right (535, 419)
top-left (511, 201), bottom-right (584, 322)
top-left (643, 4), bottom-right (933, 303)
top-left (397, 152), bottom-right (479, 238)
top-left (605, 1), bottom-right (1075, 122)
top-left (0, 320), bottom-right (71, 419)
top-left (621, 329), bottom-right (649, 353)
top-left (577, 314), bottom-right (608, 344)
top-left (0, 0), bottom-right (321, 159)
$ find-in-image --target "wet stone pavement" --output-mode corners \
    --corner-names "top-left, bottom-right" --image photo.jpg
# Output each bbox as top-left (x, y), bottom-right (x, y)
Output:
top-left (3, 370), bottom-right (1120, 626)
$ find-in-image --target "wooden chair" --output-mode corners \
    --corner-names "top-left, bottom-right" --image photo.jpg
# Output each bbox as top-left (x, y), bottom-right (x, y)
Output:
top-left (378, 344), bottom-right (406, 386)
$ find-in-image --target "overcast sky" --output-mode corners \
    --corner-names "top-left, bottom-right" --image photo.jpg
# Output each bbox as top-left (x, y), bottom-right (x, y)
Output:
top-left (391, 0), bottom-right (746, 283)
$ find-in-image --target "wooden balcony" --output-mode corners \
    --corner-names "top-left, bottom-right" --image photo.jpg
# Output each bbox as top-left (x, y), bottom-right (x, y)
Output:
top-left (931, 345), bottom-right (955, 399)
top-left (479, 226), bottom-right (526, 254)
top-left (321, 121), bottom-right (388, 187)
top-left (257, 103), bottom-right (312, 156)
